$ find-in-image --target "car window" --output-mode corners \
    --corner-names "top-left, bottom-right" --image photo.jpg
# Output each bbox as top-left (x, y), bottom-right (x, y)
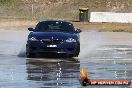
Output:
top-left (35, 21), bottom-right (75, 32)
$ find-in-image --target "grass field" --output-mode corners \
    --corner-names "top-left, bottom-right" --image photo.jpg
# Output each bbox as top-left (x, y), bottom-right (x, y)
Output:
top-left (0, 0), bottom-right (132, 20)
top-left (0, 0), bottom-right (132, 32)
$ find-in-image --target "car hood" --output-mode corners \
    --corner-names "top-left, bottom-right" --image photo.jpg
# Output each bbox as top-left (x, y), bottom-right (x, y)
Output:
top-left (29, 32), bottom-right (78, 40)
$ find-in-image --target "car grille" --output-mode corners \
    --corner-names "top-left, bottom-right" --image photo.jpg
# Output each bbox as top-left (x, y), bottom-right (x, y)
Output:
top-left (41, 39), bottom-right (64, 44)
top-left (39, 48), bottom-right (64, 52)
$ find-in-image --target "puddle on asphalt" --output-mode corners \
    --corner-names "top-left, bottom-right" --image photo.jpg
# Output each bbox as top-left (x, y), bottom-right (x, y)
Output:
top-left (26, 58), bottom-right (80, 87)
top-left (0, 31), bottom-right (132, 88)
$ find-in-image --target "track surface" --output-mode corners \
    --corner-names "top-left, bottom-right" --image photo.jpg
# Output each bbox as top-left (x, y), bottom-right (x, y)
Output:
top-left (0, 31), bottom-right (132, 88)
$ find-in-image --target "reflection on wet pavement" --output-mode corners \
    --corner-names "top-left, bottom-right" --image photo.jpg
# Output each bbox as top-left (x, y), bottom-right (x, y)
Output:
top-left (0, 31), bottom-right (132, 88)
top-left (26, 58), bottom-right (80, 87)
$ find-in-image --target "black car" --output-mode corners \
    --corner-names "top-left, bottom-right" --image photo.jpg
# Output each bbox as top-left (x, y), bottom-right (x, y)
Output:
top-left (26, 20), bottom-right (81, 58)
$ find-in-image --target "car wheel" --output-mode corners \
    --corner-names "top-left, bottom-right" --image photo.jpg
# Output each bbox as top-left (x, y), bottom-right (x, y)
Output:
top-left (26, 52), bottom-right (35, 58)
top-left (68, 54), bottom-right (74, 58)
top-left (75, 45), bottom-right (80, 57)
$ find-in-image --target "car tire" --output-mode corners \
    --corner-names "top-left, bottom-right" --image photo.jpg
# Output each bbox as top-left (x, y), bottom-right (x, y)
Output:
top-left (75, 45), bottom-right (80, 57)
top-left (26, 52), bottom-right (35, 58)
top-left (68, 54), bottom-right (74, 58)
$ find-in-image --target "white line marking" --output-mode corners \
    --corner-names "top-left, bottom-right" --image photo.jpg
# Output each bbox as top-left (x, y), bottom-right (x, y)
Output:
top-left (96, 48), bottom-right (132, 51)
top-left (96, 59), bottom-right (132, 61)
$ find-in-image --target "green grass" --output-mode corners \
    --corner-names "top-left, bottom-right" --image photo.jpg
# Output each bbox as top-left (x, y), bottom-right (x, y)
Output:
top-left (112, 29), bottom-right (126, 32)
top-left (0, 0), bottom-right (10, 4)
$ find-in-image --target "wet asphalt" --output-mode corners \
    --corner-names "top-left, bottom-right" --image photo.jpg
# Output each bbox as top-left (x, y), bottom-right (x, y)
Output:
top-left (0, 31), bottom-right (132, 88)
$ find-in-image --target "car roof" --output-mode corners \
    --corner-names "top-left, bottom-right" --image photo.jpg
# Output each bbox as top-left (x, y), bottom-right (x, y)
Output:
top-left (39, 20), bottom-right (72, 24)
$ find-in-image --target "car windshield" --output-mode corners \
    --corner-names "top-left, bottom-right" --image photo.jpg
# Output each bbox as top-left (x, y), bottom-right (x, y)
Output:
top-left (35, 21), bottom-right (75, 32)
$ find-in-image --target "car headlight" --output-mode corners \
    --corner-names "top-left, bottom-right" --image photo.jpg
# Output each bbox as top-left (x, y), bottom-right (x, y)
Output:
top-left (66, 38), bottom-right (76, 43)
top-left (29, 37), bottom-right (38, 41)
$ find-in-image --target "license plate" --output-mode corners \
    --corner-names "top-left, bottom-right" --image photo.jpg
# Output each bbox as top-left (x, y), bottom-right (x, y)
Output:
top-left (47, 45), bottom-right (57, 47)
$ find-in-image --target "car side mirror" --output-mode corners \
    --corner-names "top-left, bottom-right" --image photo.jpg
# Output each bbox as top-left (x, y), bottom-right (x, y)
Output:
top-left (28, 27), bottom-right (34, 31)
top-left (76, 28), bottom-right (82, 33)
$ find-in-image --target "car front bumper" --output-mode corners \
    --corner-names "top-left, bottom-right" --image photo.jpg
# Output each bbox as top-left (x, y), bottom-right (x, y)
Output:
top-left (26, 41), bottom-right (79, 56)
